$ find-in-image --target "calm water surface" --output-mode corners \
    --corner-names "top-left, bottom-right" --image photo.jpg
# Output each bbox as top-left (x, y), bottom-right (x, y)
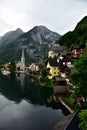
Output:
top-left (0, 74), bottom-right (69, 130)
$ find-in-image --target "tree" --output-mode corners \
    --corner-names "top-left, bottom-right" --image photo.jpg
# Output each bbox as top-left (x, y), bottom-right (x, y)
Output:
top-left (10, 59), bottom-right (16, 72)
top-left (44, 76), bottom-right (54, 87)
top-left (70, 48), bottom-right (87, 103)
top-left (79, 109), bottom-right (87, 130)
top-left (40, 67), bottom-right (47, 78)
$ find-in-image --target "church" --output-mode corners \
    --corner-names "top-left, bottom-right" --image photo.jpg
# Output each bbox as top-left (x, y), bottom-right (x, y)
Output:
top-left (16, 48), bottom-right (25, 71)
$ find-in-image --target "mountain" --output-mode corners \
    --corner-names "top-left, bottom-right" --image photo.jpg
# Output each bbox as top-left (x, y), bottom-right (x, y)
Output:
top-left (56, 16), bottom-right (87, 47)
top-left (0, 28), bottom-right (24, 49)
top-left (0, 26), bottom-right (60, 64)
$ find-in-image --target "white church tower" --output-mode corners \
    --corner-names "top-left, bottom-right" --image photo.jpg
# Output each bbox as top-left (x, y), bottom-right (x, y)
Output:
top-left (21, 48), bottom-right (25, 71)
top-left (16, 47), bottom-right (25, 71)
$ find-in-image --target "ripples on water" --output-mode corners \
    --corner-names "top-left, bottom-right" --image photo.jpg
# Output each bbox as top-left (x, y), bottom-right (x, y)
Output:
top-left (0, 74), bottom-right (69, 130)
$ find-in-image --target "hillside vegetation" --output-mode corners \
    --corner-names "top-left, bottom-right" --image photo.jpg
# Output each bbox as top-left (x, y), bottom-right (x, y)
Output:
top-left (56, 16), bottom-right (87, 47)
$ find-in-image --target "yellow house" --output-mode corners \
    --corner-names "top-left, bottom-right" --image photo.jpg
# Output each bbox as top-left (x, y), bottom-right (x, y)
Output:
top-left (46, 57), bottom-right (60, 79)
top-left (5, 63), bottom-right (10, 70)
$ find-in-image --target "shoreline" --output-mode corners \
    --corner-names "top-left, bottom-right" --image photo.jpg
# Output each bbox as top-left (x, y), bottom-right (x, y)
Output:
top-left (53, 113), bottom-right (74, 130)
top-left (53, 97), bottom-right (74, 130)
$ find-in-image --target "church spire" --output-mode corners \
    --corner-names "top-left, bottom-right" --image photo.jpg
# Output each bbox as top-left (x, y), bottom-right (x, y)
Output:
top-left (21, 47), bottom-right (25, 70)
top-left (21, 48), bottom-right (25, 62)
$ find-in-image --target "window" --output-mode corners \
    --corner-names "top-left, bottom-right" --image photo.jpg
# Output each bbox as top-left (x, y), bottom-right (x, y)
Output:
top-left (63, 62), bottom-right (65, 65)
top-left (67, 62), bottom-right (71, 65)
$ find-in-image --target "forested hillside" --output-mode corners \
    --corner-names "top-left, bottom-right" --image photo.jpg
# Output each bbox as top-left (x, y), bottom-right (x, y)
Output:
top-left (56, 16), bottom-right (87, 47)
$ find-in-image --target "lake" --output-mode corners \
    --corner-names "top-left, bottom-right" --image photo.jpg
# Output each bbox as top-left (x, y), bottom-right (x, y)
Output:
top-left (0, 73), bottom-right (69, 130)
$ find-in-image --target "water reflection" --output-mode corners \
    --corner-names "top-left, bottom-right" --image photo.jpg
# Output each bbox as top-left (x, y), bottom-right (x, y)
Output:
top-left (0, 73), bottom-right (70, 130)
top-left (0, 74), bottom-right (69, 112)
top-left (0, 74), bottom-right (45, 105)
top-left (0, 74), bottom-right (43, 105)
top-left (40, 87), bottom-right (69, 115)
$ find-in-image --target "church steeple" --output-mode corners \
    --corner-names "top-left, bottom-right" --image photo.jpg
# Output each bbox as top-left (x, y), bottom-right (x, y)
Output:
top-left (21, 47), bottom-right (25, 70)
top-left (16, 46), bottom-right (26, 71)
top-left (21, 48), bottom-right (25, 62)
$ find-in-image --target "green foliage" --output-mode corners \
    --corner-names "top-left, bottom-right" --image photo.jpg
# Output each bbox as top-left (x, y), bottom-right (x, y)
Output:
top-left (9, 59), bottom-right (16, 72)
top-left (58, 31), bottom-right (73, 47)
top-left (71, 87), bottom-right (80, 99)
top-left (57, 16), bottom-right (87, 47)
top-left (40, 67), bottom-right (47, 77)
top-left (63, 96), bottom-right (73, 106)
top-left (79, 109), bottom-right (87, 130)
top-left (43, 76), bottom-right (54, 87)
top-left (40, 67), bottom-right (54, 87)
top-left (0, 65), bottom-right (3, 69)
top-left (43, 53), bottom-right (48, 60)
top-left (70, 50), bottom-right (87, 103)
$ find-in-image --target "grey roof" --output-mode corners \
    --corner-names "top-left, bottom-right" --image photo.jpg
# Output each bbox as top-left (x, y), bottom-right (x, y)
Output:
top-left (53, 85), bottom-right (69, 94)
top-left (55, 76), bottom-right (66, 81)
top-left (52, 45), bottom-right (68, 52)
top-left (70, 44), bottom-right (85, 50)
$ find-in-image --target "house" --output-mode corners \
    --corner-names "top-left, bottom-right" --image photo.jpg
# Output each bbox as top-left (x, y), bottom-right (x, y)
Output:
top-left (80, 44), bottom-right (85, 54)
top-left (48, 51), bottom-right (55, 58)
top-left (71, 44), bottom-right (81, 57)
top-left (54, 54), bottom-right (72, 77)
top-left (4, 63), bottom-right (10, 71)
top-left (53, 76), bottom-right (69, 95)
top-left (46, 57), bottom-right (61, 79)
top-left (71, 44), bottom-right (85, 57)
top-left (60, 65), bottom-right (71, 77)
top-left (29, 63), bottom-right (39, 72)
top-left (61, 55), bottom-right (72, 66)
top-left (52, 44), bottom-right (68, 55)
top-left (48, 44), bottom-right (68, 58)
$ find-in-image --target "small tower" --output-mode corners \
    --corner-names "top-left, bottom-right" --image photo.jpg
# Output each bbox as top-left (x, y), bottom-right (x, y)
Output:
top-left (16, 46), bottom-right (26, 71)
top-left (21, 47), bottom-right (25, 71)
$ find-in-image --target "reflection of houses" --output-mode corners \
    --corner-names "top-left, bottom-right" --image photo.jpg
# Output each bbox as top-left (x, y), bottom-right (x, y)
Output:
top-left (16, 73), bottom-right (25, 87)
top-left (46, 57), bottom-right (61, 79)
top-left (71, 44), bottom-right (85, 57)
top-left (16, 48), bottom-right (25, 71)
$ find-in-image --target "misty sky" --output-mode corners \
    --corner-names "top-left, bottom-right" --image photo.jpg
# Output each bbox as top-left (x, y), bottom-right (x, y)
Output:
top-left (0, 0), bottom-right (87, 35)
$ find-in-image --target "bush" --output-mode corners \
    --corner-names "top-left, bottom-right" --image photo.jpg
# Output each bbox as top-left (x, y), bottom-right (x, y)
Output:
top-left (79, 109), bottom-right (87, 130)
